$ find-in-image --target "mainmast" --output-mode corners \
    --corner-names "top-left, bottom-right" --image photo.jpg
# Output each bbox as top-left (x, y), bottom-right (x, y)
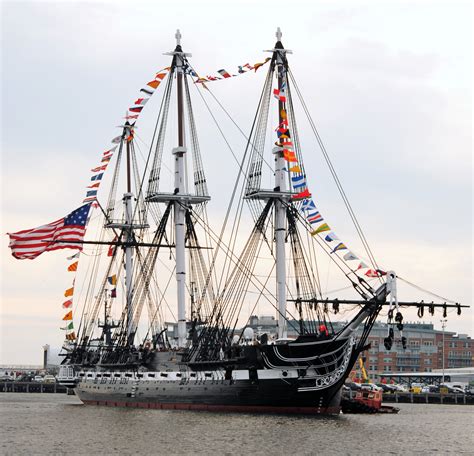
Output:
top-left (273, 27), bottom-right (290, 339)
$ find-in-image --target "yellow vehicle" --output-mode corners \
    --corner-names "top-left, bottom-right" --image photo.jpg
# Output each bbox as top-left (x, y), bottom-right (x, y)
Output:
top-left (409, 383), bottom-right (423, 393)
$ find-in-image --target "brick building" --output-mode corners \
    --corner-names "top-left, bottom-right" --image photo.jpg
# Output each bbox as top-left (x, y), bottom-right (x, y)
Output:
top-left (361, 322), bottom-right (473, 381)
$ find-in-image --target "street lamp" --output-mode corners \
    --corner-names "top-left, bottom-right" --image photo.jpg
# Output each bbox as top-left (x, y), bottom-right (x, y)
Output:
top-left (440, 319), bottom-right (447, 384)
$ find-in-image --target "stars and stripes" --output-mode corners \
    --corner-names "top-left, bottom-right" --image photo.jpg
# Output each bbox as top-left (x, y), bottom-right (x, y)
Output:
top-left (7, 204), bottom-right (91, 260)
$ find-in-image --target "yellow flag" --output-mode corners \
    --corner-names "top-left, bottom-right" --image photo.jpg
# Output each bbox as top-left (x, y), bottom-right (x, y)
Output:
top-left (289, 165), bottom-right (301, 173)
top-left (311, 223), bottom-right (330, 236)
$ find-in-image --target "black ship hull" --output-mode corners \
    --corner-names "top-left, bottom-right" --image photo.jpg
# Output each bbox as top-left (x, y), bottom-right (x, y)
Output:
top-left (62, 335), bottom-right (360, 415)
top-left (75, 375), bottom-right (344, 415)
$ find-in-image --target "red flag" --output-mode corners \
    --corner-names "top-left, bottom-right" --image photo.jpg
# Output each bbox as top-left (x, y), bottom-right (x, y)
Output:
top-left (134, 98), bottom-right (149, 106)
top-left (217, 69), bottom-right (232, 78)
top-left (108, 235), bottom-right (118, 257)
top-left (129, 106), bottom-right (143, 113)
top-left (91, 165), bottom-right (107, 172)
top-left (292, 189), bottom-right (311, 200)
top-left (62, 300), bottom-right (73, 309)
top-left (365, 269), bottom-right (383, 278)
top-left (283, 150), bottom-right (297, 162)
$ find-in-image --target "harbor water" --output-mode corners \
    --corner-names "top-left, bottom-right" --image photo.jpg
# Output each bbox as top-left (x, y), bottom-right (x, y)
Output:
top-left (1, 394), bottom-right (472, 455)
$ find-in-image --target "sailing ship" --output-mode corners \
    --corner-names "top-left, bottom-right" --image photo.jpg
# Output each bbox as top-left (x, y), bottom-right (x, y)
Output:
top-left (9, 29), bottom-right (466, 414)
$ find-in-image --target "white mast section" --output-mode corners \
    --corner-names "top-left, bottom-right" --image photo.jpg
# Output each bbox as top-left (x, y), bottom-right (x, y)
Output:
top-left (174, 29), bottom-right (188, 348)
top-left (124, 191), bottom-right (134, 337)
top-left (274, 27), bottom-right (288, 339)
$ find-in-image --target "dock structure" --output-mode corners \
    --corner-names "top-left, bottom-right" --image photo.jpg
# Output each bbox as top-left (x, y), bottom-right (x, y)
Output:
top-left (0, 382), bottom-right (69, 394)
top-left (344, 389), bottom-right (473, 405)
top-left (382, 392), bottom-right (473, 405)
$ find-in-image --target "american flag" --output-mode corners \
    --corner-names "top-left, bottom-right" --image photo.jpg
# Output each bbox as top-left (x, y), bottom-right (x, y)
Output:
top-left (8, 204), bottom-right (91, 260)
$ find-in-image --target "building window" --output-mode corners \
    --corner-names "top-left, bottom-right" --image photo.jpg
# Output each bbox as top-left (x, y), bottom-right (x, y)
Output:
top-left (424, 359), bottom-right (431, 365)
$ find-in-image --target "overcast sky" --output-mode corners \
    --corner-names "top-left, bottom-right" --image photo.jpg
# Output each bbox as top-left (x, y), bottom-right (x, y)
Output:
top-left (1, 0), bottom-right (472, 365)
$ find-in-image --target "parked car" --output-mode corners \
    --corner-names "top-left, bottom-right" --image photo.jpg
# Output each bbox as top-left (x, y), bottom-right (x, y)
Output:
top-left (0, 375), bottom-right (14, 382)
top-left (360, 383), bottom-right (382, 392)
top-left (43, 375), bottom-right (56, 383)
top-left (34, 375), bottom-right (44, 383)
top-left (376, 383), bottom-right (397, 393)
top-left (15, 374), bottom-right (34, 382)
top-left (440, 384), bottom-right (464, 394)
top-left (345, 382), bottom-right (362, 391)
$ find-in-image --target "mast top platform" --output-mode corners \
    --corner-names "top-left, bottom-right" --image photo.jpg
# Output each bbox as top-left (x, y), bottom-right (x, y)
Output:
top-left (264, 27), bottom-right (292, 54)
top-left (163, 29), bottom-right (192, 58)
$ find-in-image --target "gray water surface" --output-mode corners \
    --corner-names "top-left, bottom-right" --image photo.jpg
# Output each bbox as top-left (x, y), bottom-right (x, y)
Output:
top-left (1, 394), bottom-right (473, 455)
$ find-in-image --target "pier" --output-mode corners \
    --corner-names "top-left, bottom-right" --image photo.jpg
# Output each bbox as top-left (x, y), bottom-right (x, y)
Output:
top-left (382, 392), bottom-right (474, 405)
top-left (0, 382), bottom-right (68, 394)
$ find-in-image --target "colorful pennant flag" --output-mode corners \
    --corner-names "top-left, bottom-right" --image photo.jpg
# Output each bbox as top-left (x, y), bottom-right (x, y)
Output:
top-left (66, 332), bottom-right (76, 341)
top-left (283, 150), bottom-right (297, 162)
top-left (307, 211), bottom-right (323, 223)
top-left (289, 165), bottom-right (301, 173)
top-left (217, 69), bottom-right (232, 78)
top-left (331, 242), bottom-right (347, 253)
top-left (91, 165), bottom-right (107, 172)
top-left (64, 287), bottom-right (74, 297)
top-left (134, 98), bottom-right (149, 106)
top-left (67, 261), bottom-right (78, 272)
top-left (147, 79), bottom-right (161, 89)
top-left (62, 300), bottom-right (73, 309)
top-left (63, 311), bottom-right (73, 321)
top-left (357, 261), bottom-right (369, 270)
top-left (111, 136), bottom-right (122, 144)
top-left (111, 288), bottom-right (117, 298)
top-left (67, 252), bottom-right (80, 260)
top-left (311, 223), bottom-right (330, 235)
top-left (324, 232), bottom-right (339, 242)
top-left (61, 322), bottom-right (74, 330)
top-left (108, 274), bottom-right (117, 286)
top-left (91, 173), bottom-right (104, 182)
top-left (343, 252), bottom-right (358, 261)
